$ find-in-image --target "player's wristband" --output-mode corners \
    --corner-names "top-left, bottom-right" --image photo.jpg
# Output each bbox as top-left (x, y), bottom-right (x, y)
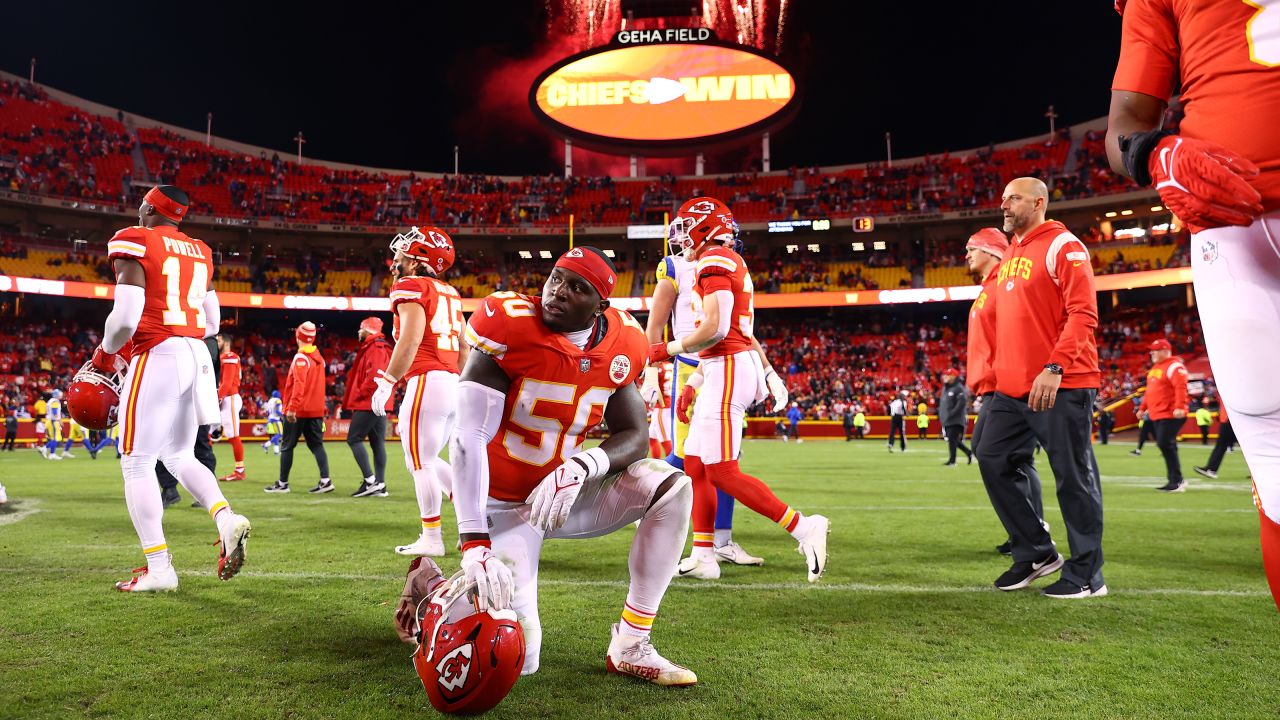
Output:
top-left (460, 539), bottom-right (491, 553)
top-left (376, 369), bottom-right (399, 385)
top-left (665, 339), bottom-right (686, 357)
top-left (1118, 129), bottom-right (1174, 187)
top-left (573, 446), bottom-right (611, 481)
top-left (686, 372), bottom-right (705, 390)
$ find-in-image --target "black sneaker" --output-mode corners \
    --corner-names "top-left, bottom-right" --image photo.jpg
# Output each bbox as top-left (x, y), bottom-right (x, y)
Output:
top-left (264, 481), bottom-right (291, 494)
top-left (942, 461), bottom-right (956, 466)
top-left (308, 480), bottom-right (334, 494)
top-left (967, 454), bottom-right (974, 465)
top-left (995, 541), bottom-right (1012, 556)
top-left (1193, 466), bottom-right (1217, 479)
top-left (160, 486), bottom-right (181, 509)
top-left (1129, 449), bottom-right (1142, 456)
top-left (1042, 577), bottom-right (1109, 599)
top-left (352, 481), bottom-right (386, 498)
top-left (994, 552), bottom-right (1063, 591)
top-left (1156, 481), bottom-right (1187, 493)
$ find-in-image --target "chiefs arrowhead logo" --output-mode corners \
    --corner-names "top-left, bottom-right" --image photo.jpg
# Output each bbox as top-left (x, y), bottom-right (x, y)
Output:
top-left (566, 247), bottom-right (585, 258)
top-left (435, 643), bottom-right (474, 693)
top-left (609, 354), bottom-right (631, 385)
top-left (688, 200), bottom-right (717, 215)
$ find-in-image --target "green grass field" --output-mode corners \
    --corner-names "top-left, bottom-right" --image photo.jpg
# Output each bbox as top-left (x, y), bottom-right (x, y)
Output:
top-left (1, 437), bottom-right (1276, 719)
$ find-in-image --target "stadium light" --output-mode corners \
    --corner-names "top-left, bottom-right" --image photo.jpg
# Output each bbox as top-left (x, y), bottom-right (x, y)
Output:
top-left (873, 241), bottom-right (887, 250)
top-left (1120, 209), bottom-right (1134, 216)
top-left (851, 242), bottom-right (865, 251)
top-left (1150, 205), bottom-right (1164, 212)
top-left (603, 249), bottom-right (616, 258)
top-left (1104, 211), bottom-right (1118, 218)
top-left (539, 250), bottom-right (553, 259)
top-left (519, 250), bottom-right (533, 259)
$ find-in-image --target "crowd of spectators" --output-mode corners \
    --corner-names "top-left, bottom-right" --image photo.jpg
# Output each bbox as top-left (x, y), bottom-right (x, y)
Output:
top-left (0, 79), bottom-right (1149, 232)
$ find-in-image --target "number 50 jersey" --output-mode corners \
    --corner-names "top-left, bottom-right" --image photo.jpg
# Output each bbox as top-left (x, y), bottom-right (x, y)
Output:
top-left (107, 225), bottom-right (214, 353)
top-left (464, 292), bottom-right (648, 502)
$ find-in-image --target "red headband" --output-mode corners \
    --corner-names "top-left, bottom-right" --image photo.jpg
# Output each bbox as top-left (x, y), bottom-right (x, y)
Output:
top-left (555, 248), bottom-right (616, 299)
top-left (144, 187), bottom-right (189, 222)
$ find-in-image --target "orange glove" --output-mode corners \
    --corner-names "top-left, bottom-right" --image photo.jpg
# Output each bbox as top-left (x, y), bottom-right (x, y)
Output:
top-left (1148, 136), bottom-right (1263, 233)
top-left (676, 384), bottom-right (697, 424)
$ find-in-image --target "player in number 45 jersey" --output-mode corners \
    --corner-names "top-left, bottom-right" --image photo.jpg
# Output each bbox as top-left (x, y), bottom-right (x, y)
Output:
top-left (650, 196), bottom-right (829, 583)
top-left (87, 185), bottom-right (251, 593)
top-left (448, 246), bottom-right (697, 687)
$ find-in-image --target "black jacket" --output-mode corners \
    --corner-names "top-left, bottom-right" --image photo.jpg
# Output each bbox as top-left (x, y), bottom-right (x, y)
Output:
top-left (938, 380), bottom-right (969, 427)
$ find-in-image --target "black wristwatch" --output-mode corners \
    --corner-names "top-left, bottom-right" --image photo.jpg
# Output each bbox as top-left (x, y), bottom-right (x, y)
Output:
top-left (1044, 363), bottom-right (1064, 376)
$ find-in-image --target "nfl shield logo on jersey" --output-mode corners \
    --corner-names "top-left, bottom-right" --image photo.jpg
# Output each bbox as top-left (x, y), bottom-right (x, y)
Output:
top-left (579, 357), bottom-right (592, 373)
top-left (609, 354), bottom-right (631, 384)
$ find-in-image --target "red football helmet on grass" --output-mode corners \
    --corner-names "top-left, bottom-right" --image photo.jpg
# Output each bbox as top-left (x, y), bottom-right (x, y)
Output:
top-left (412, 571), bottom-right (524, 714)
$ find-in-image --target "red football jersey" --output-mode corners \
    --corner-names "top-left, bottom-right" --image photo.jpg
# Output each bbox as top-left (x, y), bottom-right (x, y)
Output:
top-left (106, 225), bottom-right (214, 353)
top-left (966, 265), bottom-right (1000, 396)
top-left (1113, 0), bottom-right (1280, 209)
top-left (390, 275), bottom-right (463, 378)
top-left (219, 350), bottom-right (241, 397)
top-left (464, 292), bottom-right (648, 502)
top-left (693, 246), bottom-right (755, 358)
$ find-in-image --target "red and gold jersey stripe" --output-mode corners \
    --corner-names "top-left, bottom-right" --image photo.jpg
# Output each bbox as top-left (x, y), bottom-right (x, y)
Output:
top-left (121, 351), bottom-right (150, 456)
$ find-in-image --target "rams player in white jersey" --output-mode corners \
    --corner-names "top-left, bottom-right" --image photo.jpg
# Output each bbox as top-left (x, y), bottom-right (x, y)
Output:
top-left (643, 247), bottom-right (786, 569)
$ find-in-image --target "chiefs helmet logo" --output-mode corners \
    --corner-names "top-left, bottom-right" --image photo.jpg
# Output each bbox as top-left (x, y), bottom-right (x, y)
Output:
top-left (609, 354), bottom-right (631, 384)
top-left (427, 230), bottom-right (452, 249)
top-left (687, 200), bottom-right (717, 215)
top-left (435, 643), bottom-right (474, 693)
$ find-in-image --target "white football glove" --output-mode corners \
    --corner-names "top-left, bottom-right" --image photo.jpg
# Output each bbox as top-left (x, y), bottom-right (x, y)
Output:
top-left (459, 544), bottom-right (513, 612)
top-left (765, 369), bottom-right (789, 412)
top-left (640, 365), bottom-right (661, 407)
top-left (528, 457), bottom-right (591, 532)
top-left (371, 369), bottom-right (397, 418)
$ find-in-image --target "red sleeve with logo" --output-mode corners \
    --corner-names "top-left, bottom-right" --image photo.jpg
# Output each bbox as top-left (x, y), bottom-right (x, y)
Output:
top-left (1113, 0), bottom-right (1280, 209)
top-left (1046, 239), bottom-right (1099, 373)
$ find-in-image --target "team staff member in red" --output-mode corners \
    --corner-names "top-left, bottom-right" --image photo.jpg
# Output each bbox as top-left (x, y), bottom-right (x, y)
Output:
top-left (1136, 339), bottom-right (1189, 492)
top-left (975, 177), bottom-right (1106, 599)
top-left (343, 317), bottom-right (394, 498)
top-left (964, 228), bottom-right (1044, 557)
top-left (217, 335), bottom-right (247, 482)
top-left (263, 321), bottom-right (332, 494)
top-left (1107, 0), bottom-right (1280, 609)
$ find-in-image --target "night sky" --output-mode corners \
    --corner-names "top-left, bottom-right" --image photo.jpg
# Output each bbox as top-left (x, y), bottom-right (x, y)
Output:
top-left (2, 1), bottom-right (1123, 175)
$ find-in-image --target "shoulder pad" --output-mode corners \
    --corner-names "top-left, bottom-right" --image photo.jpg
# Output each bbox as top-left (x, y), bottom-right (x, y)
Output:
top-left (465, 292), bottom-right (537, 357)
top-left (107, 226), bottom-right (149, 259)
top-left (696, 248), bottom-right (739, 277)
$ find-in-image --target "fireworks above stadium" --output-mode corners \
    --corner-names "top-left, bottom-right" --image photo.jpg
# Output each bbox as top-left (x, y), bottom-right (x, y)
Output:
top-left (549, 0), bottom-right (792, 53)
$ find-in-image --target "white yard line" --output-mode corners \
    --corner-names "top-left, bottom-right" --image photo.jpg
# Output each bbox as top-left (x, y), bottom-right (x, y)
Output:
top-left (0, 499), bottom-right (42, 526)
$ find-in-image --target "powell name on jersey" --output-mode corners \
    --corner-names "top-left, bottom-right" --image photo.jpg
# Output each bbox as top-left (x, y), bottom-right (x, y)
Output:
top-left (106, 225), bottom-right (213, 353)
top-left (390, 275), bottom-right (464, 377)
top-left (464, 291), bottom-right (648, 502)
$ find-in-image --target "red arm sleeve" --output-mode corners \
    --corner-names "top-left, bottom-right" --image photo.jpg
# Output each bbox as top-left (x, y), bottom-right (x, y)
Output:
top-left (1111, 0), bottom-right (1179, 99)
top-left (341, 355), bottom-right (359, 409)
top-left (284, 355), bottom-right (309, 414)
top-left (1171, 363), bottom-right (1189, 411)
top-left (1046, 243), bottom-right (1099, 370)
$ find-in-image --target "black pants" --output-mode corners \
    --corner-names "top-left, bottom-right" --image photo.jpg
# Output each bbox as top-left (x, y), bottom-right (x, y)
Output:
top-left (1136, 420), bottom-right (1155, 450)
top-left (844, 423), bottom-right (854, 440)
top-left (1199, 425), bottom-right (1210, 445)
top-left (2, 429), bottom-right (14, 451)
top-left (918, 425), bottom-right (927, 439)
top-left (972, 399), bottom-right (1044, 536)
top-left (156, 426), bottom-right (216, 491)
top-left (887, 416), bottom-right (907, 450)
top-left (281, 418), bottom-right (330, 484)
top-left (975, 390), bottom-right (1104, 588)
top-left (1098, 421), bottom-right (1111, 445)
top-left (347, 410), bottom-right (387, 484)
top-left (1204, 421), bottom-right (1237, 472)
top-left (944, 423), bottom-right (973, 463)
top-left (1152, 418), bottom-right (1184, 484)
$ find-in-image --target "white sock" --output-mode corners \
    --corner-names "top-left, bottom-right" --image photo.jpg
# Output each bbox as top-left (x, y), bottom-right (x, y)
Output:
top-left (622, 475), bottom-right (692, 639)
top-left (162, 453), bottom-right (233, 531)
top-left (411, 466), bottom-right (443, 523)
top-left (121, 455), bottom-right (169, 571)
top-left (789, 513), bottom-right (813, 541)
top-left (713, 528), bottom-right (732, 547)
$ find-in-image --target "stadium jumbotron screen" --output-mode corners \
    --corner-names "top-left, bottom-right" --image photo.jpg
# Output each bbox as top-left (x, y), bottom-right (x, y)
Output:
top-left (530, 41), bottom-right (798, 153)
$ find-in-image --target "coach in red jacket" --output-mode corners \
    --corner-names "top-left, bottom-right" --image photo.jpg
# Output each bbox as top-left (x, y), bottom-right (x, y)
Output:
top-left (264, 321), bottom-right (332, 495)
top-left (1138, 338), bottom-right (1189, 492)
top-left (975, 177), bottom-right (1106, 599)
top-left (343, 317), bottom-right (394, 498)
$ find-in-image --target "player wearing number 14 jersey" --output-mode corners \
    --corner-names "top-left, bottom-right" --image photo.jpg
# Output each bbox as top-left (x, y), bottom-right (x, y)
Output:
top-left (93, 185), bottom-right (251, 592)
top-left (651, 196), bottom-right (829, 582)
top-left (369, 226), bottom-right (466, 557)
top-left (448, 246), bottom-right (697, 687)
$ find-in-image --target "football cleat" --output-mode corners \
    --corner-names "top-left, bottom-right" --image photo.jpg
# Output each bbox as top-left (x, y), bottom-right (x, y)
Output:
top-left (47, 453), bottom-right (62, 461)
top-left (674, 555), bottom-right (720, 580)
top-left (396, 531), bottom-right (446, 557)
top-left (605, 623), bottom-right (697, 687)
top-left (38, 446), bottom-right (48, 458)
top-left (115, 563), bottom-right (178, 592)
top-left (62, 450), bottom-right (76, 458)
top-left (220, 468), bottom-right (247, 482)
top-left (797, 514), bottom-right (831, 583)
top-left (216, 512), bottom-right (252, 581)
top-left (0, 486), bottom-right (7, 505)
top-left (714, 541), bottom-right (764, 566)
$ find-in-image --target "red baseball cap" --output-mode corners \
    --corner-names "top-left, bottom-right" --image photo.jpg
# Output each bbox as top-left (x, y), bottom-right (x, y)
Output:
top-left (965, 228), bottom-right (1010, 260)
top-left (943, 367), bottom-right (959, 377)
top-left (1149, 339), bottom-right (1172, 352)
